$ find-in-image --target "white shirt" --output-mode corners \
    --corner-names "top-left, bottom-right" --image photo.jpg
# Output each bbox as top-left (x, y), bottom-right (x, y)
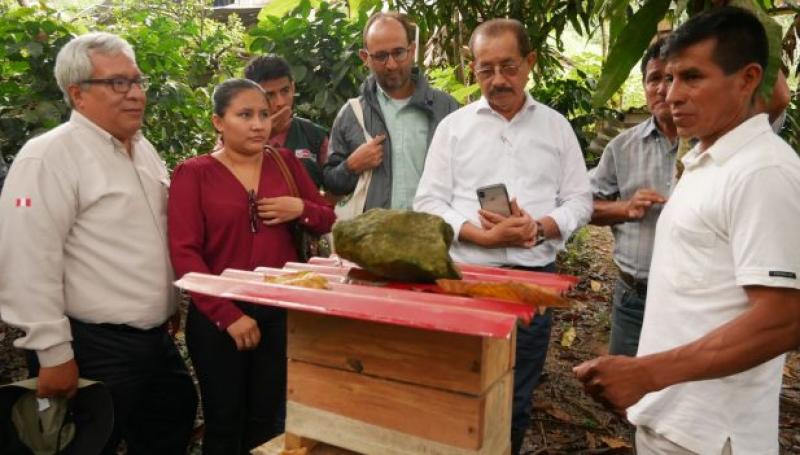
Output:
top-left (414, 94), bottom-right (592, 267)
top-left (0, 111), bottom-right (175, 367)
top-left (628, 114), bottom-right (800, 454)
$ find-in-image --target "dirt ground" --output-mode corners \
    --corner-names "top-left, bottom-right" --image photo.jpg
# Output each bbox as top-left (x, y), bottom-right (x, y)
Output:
top-left (1, 225), bottom-right (799, 453)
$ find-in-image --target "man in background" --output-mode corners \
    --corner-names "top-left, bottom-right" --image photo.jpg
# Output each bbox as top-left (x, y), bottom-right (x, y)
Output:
top-left (588, 39), bottom-right (676, 356)
top-left (245, 55), bottom-right (330, 190)
top-left (323, 11), bottom-right (458, 211)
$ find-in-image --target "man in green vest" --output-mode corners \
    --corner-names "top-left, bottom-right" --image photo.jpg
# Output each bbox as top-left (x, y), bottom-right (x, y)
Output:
top-left (244, 55), bottom-right (329, 190)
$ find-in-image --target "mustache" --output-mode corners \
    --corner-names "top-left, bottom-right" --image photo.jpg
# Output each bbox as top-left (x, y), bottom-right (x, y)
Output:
top-left (489, 86), bottom-right (513, 96)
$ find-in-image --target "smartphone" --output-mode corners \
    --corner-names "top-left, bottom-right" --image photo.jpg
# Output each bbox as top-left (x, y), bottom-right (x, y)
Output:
top-left (477, 184), bottom-right (512, 217)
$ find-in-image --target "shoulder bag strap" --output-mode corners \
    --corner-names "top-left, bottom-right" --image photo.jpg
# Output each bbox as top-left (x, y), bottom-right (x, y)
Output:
top-left (348, 98), bottom-right (372, 142)
top-left (266, 147), bottom-right (300, 198)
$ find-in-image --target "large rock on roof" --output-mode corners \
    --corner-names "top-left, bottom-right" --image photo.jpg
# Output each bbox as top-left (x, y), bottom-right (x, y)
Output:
top-left (333, 209), bottom-right (461, 282)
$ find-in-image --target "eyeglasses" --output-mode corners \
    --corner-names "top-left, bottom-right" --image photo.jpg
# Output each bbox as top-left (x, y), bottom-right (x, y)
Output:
top-left (81, 77), bottom-right (149, 93)
top-left (365, 46), bottom-right (411, 65)
top-left (473, 61), bottom-right (524, 81)
top-left (248, 190), bottom-right (259, 233)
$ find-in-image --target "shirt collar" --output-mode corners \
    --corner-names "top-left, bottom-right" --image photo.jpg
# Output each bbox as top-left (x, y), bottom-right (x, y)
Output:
top-left (69, 110), bottom-right (144, 151)
top-left (476, 93), bottom-right (537, 119)
top-left (681, 113), bottom-right (771, 170)
top-left (637, 117), bottom-right (661, 140)
top-left (377, 84), bottom-right (411, 104)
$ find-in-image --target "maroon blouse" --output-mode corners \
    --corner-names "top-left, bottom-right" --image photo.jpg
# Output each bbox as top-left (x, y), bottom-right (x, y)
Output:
top-left (168, 148), bottom-right (336, 330)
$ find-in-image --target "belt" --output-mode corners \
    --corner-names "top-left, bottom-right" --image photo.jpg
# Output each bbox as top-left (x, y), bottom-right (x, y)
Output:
top-left (618, 270), bottom-right (648, 296)
top-left (71, 318), bottom-right (166, 335)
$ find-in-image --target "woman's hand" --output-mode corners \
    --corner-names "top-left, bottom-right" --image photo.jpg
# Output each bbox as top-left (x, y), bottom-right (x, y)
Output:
top-left (226, 315), bottom-right (261, 351)
top-left (257, 196), bottom-right (304, 225)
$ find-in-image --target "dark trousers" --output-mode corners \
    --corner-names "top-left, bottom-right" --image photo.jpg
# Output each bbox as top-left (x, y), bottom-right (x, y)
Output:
top-left (186, 303), bottom-right (287, 455)
top-left (608, 278), bottom-right (646, 356)
top-left (28, 319), bottom-right (198, 455)
top-left (507, 263), bottom-right (556, 455)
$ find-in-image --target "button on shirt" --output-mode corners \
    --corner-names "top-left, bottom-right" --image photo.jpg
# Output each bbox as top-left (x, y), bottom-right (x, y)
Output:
top-left (590, 117), bottom-right (677, 279)
top-left (414, 95), bottom-right (592, 267)
top-left (628, 114), bottom-right (800, 454)
top-left (0, 111), bottom-right (175, 367)
top-left (376, 87), bottom-right (430, 210)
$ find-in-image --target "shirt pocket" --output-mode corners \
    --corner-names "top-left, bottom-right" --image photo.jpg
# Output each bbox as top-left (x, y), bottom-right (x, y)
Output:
top-left (668, 221), bottom-right (717, 289)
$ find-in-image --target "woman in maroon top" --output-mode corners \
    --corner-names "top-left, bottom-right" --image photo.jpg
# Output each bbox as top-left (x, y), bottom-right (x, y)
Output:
top-left (168, 79), bottom-right (335, 454)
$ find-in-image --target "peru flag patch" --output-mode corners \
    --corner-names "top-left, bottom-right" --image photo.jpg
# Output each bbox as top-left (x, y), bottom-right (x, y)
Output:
top-left (15, 197), bottom-right (31, 208)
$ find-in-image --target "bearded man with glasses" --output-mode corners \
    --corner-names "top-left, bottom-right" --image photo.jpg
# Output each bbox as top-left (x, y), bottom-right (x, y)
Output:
top-left (414, 18), bottom-right (592, 454)
top-left (0, 32), bottom-right (197, 454)
top-left (323, 11), bottom-right (459, 212)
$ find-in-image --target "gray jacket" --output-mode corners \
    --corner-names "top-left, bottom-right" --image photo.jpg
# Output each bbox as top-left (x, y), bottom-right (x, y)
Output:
top-left (323, 68), bottom-right (459, 210)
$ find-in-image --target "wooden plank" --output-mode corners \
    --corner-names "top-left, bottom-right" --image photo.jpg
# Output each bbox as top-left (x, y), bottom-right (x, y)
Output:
top-left (285, 433), bottom-right (318, 451)
top-left (251, 434), bottom-right (358, 455)
top-left (285, 372), bottom-right (512, 455)
top-left (287, 361), bottom-right (512, 450)
top-left (481, 330), bottom-right (515, 392)
top-left (288, 312), bottom-right (512, 395)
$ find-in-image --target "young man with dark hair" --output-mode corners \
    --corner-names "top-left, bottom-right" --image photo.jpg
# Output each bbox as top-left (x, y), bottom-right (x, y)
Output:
top-left (575, 7), bottom-right (800, 454)
top-left (323, 11), bottom-right (459, 211)
top-left (589, 39), bottom-right (676, 356)
top-left (244, 55), bottom-right (329, 189)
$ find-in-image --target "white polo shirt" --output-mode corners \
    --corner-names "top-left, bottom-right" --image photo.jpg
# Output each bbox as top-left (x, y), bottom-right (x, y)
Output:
top-left (627, 114), bottom-right (800, 454)
top-left (0, 111), bottom-right (175, 367)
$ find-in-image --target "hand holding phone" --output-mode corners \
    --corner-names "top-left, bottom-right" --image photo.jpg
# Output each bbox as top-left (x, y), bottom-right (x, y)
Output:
top-left (477, 184), bottom-right (512, 217)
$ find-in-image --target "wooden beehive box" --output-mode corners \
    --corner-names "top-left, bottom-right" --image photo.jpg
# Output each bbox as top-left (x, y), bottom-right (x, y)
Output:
top-left (284, 311), bottom-right (516, 455)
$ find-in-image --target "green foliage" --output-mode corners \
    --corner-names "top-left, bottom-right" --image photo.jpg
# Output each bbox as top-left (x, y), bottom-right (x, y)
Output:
top-left (593, 0), bottom-right (788, 107)
top-left (394, 0), bottom-right (599, 77)
top-left (104, 0), bottom-right (246, 168)
top-left (248, 0), bottom-right (369, 128)
top-left (781, 92), bottom-right (799, 152)
top-left (531, 71), bottom-right (620, 165)
top-left (0, 0), bottom-right (245, 169)
top-left (0, 3), bottom-right (75, 166)
top-left (427, 67), bottom-right (480, 104)
top-left (591, 0), bottom-right (671, 107)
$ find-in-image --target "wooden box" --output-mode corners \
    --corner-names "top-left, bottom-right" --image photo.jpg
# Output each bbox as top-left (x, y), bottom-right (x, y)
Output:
top-left (284, 311), bottom-right (515, 455)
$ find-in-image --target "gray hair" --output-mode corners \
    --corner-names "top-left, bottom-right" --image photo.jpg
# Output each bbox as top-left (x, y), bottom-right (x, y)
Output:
top-left (54, 32), bottom-right (137, 107)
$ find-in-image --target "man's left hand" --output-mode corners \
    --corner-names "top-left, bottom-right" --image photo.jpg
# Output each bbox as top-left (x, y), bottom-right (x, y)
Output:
top-left (573, 355), bottom-right (657, 415)
top-left (258, 196), bottom-right (304, 225)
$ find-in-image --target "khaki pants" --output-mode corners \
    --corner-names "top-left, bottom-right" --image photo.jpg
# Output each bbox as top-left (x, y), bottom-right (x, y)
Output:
top-left (636, 426), bottom-right (732, 455)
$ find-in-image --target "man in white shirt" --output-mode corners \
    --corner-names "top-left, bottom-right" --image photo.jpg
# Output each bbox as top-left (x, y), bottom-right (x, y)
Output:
top-left (414, 19), bottom-right (592, 454)
top-left (0, 32), bottom-right (197, 454)
top-left (574, 8), bottom-right (800, 454)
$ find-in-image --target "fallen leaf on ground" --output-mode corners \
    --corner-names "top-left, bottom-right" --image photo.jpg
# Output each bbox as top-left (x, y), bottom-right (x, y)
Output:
top-left (590, 280), bottom-right (602, 292)
top-left (784, 365), bottom-right (797, 380)
top-left (561, 326), bottom-right (576, 348)
top-left (600, 435), bottom-right (632, 449)
top-left (586, 432), bottom-right (597, 449)
top-left (546, 406), bottom-right (573, 423)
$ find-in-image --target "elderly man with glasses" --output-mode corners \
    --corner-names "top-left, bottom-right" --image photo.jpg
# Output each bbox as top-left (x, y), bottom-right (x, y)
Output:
top-left (0, 32), bottom-right (197, 454)
top-left (414, 18), bottom-right (592, 454)
top-left (323, 11), bottom-right (459, 212)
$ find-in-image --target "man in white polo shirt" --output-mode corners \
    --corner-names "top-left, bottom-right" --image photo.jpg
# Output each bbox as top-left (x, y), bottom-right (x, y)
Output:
top-left (575, 7), bottom-right (800, 454)
top-left (0, 32), bottom-right (197, 454)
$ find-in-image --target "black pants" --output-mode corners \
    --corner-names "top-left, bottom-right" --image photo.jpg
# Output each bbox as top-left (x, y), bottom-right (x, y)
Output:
top-left (29, 320), bottom-right (198, 455)
top-left (186, 303), bottom-right (287, 455)
top-left (506, 263), bottom-right (556, 455)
